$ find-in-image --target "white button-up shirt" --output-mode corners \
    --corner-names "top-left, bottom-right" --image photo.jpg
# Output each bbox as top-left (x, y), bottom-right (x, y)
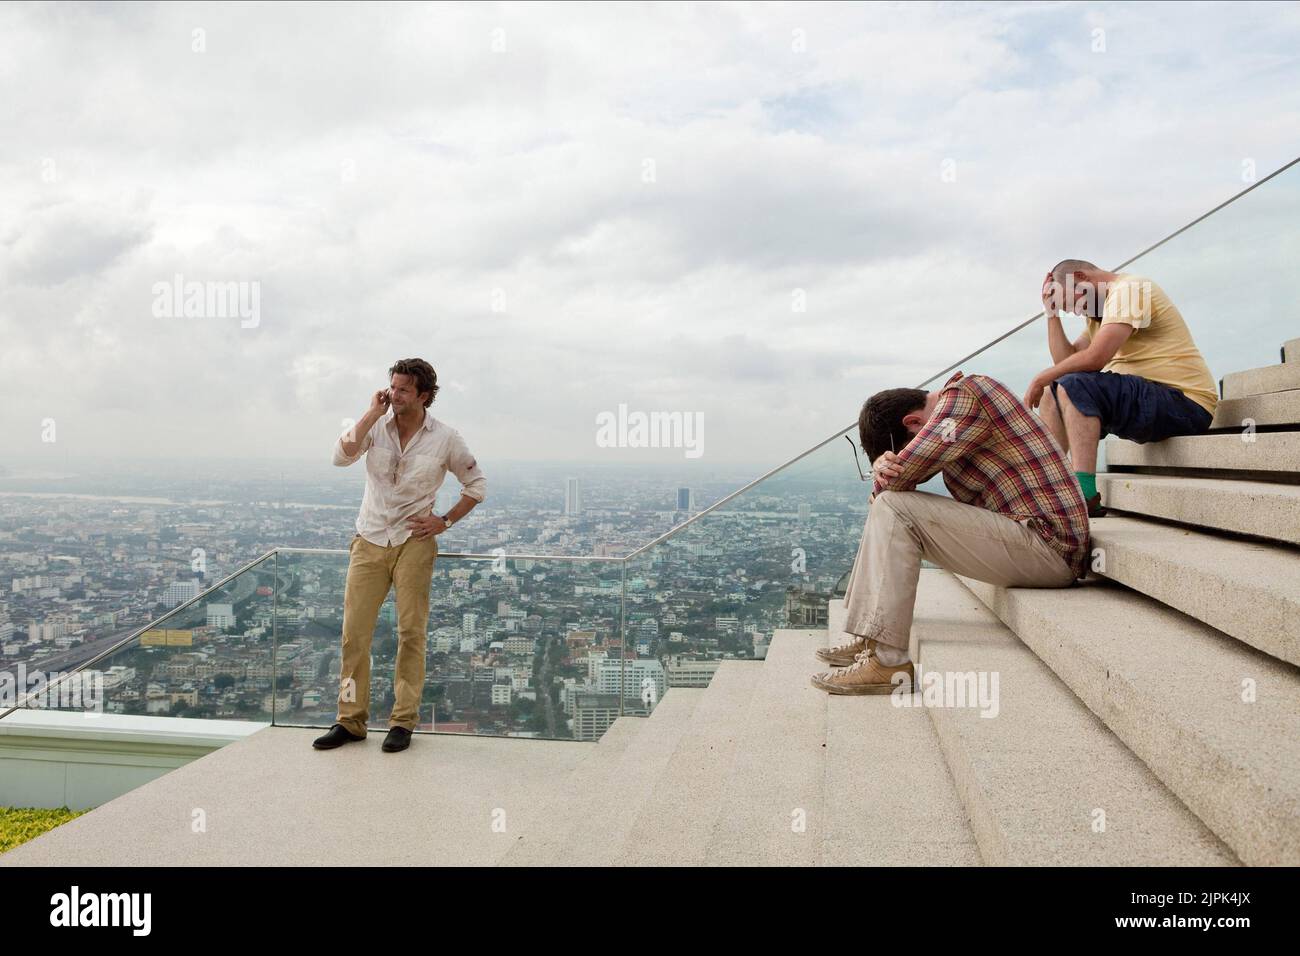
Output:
top-left (332, 409), bottom-right (487, 547)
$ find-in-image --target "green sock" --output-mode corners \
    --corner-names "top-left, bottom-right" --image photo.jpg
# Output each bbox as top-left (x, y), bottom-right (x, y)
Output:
top-left (1075, 471), bottom-right (1097, 499)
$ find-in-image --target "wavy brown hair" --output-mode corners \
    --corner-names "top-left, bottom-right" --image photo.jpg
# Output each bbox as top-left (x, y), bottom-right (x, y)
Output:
top-left (389, 358), bottom-right (439, 407)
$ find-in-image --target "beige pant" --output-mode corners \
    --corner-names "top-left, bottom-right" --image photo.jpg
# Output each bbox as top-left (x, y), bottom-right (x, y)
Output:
top-left (335, 532), bottom-right (438, 734)
top-left (843, 490), bottom-right (1075, 652)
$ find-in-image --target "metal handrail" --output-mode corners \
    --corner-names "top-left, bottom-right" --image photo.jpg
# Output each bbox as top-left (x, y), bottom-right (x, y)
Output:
top-left (0, 545), bottom-right (624, 720)
top-left (275, 546), bottom-right (622, 562)
top-left (628, 153), bottom-right (1300, 557)
top-left (4, 154), bottom-right (1295, 722)
top-left (0, 548), bottom-right (279, 720)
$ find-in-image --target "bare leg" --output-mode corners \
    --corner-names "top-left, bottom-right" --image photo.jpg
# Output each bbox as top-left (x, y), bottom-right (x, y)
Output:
top-left (1057, 384), bottom-right (1102, 473)
top-left (1038, 384), bottom-right (1070, 457)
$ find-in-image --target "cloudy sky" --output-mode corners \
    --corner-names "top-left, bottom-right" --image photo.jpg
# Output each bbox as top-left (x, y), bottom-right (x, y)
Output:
top-left (3, 0), bottom-right (1299, 472)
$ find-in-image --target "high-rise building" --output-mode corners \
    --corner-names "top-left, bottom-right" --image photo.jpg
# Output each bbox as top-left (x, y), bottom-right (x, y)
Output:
top-left (572, 692), bottom-right (621, 741)
top-left (798, 502), bottom-right (811, 522)
top-left (665, 655), bottom-right (720, 688)
top-left (565, 477), bottom-right (582, 515)
top-left (165, 579), bottom-right (202, 608)
top-left (595, 658), bottom-right (666, 707)
top-left (676, 487), bottom-right (693, 512)
top-left (206, 603), bottom-right (235, 629)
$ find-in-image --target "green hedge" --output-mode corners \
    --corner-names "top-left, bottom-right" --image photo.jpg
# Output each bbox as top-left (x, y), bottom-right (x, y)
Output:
top-left (0, 806), bottom-right (89, 855)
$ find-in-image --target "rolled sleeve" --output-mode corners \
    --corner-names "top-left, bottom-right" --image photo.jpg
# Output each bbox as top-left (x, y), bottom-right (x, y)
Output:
top-left (448, 431), bottom-right (487, 502)
top-left (332, 427), bottom-right (372, 466)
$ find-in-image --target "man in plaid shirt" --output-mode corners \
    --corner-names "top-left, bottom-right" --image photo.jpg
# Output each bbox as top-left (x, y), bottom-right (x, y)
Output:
top-left (812, 371), bottom-right (1090, 694)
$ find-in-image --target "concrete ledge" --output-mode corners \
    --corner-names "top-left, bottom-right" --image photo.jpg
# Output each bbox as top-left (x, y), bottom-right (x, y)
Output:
top-left (1098, 473), bottom-right (1300, 547)
top-left (1211, 390), bottom-right (1300, 430)
top-left (1284, 338), bottom-right (1300, 364)
top-left (1090, 516), bottom-right (1300, 667)
top-left (0, 711), bottom-right (267, 811)
top-left (706, 629), bottom-right (828, 865)
top-left (915, 571), bottom-right (1233, 865)
top-left (2, 726), bottom-right (592, 865)
top-left (542, 689), bottom-right (705, 866)
top-left (1106, 431), bottom-right (1300, 475)
top-left (1223, 363), bottom-right (1300, 399)
top-left (958, 576), bottom-right (1300, 866)
top-left (498, 716), bottom-right (648, 866)
top-left (615, 662), bottom-right (762, 866)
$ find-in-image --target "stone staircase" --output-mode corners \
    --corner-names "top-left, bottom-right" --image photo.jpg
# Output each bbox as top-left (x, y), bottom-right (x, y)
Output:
top-left (4, 347), bottom-right (1297, 868)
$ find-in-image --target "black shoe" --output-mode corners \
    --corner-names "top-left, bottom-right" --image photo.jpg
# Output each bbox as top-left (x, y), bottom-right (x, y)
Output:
top-left (312, 723), bottom-right (366, 750)
top-left (1085, 493), bottom-right (1108, 519)
top-left (382, 726), bottom-right (413, 752)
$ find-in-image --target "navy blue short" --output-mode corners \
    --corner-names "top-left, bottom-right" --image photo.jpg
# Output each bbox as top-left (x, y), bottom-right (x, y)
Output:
top-left (1051, 371), bottom-right (1213, 444)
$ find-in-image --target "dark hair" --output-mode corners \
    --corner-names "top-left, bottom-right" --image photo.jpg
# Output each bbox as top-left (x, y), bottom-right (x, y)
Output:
top-left (388, 358), bottom-right (438, 407)
top-left (858, 387), bottom-right (927, 462)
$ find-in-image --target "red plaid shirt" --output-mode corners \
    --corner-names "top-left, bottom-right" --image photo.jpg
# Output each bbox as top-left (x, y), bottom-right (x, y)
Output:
top-left (873, 372), bottom-right (1091, 578)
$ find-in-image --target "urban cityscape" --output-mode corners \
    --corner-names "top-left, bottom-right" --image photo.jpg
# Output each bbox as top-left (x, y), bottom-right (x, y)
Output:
top-left (1, 453), bottom-right (869, 739)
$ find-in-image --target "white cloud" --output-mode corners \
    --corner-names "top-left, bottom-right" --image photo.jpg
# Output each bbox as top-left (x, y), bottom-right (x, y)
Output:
top-left (2, 0), bottom-right (1298, 469)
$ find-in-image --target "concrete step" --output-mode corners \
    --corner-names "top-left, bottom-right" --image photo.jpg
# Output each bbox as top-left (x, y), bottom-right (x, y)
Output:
top-left (1211, 390), bottom-right (1300, 430)
top-left (1098, 473), bottom-right (1300, 547)
top-left (914, 571), bottom-right (1232, 865)
top-left (543, 689), bottom-right (705, 866)
top-left (1284, 338), bottom-right (1300, 363)
top-left (0, 726), bottom-right (594, 866)
top-left (1222, 362), bottom-right (1300, 399)
top-left (615, 661), bottom-right (762, 865)
top-left (705, 629), bottom-right (828, 865)
top-left (498, 716), bottom-right (648, 866)
top-left (958, 576), bottom-right (1300, 866)
top-left (827, 593), bottom-right (985, 865)
top-left (1089, 516), bottom-right (1300, 667)
top-left (1106, 431), bottom-right (1300, 476)
top-left (824, 692), bottom-right (983, 866)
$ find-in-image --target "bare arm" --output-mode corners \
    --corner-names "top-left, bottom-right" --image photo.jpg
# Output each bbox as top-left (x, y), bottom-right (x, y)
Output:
top-left (1024, 324), bottom-right (1134, 408)
top-left (334, 389), bottom-right (390, 465)
top-left (1046, 316), bottom-right (1080, 365)
top-left (1042, 270), bottom-right (1092, 364)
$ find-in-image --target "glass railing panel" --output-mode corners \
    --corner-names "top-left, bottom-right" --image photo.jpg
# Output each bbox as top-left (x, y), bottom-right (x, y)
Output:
top-left (272, 548), bottom-right (624, 740)
top-left (1, 554), bottom-right (278, 721)
top-left (1107, 160), bottom-right (1300, 393)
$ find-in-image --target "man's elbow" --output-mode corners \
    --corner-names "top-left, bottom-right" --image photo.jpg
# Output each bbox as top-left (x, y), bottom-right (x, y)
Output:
top-left (332, 442), bottom-right (358, 466)
top-left (1080, 350), bottom-right (1113, 372)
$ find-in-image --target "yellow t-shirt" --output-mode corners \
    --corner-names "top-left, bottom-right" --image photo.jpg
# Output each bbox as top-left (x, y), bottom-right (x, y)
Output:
top-left (1085, 273), bottom-right (1218, 414)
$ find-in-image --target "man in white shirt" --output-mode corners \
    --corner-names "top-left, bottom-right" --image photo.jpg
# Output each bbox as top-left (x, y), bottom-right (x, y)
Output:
top-left (313, 358), bottom-right (486, 754)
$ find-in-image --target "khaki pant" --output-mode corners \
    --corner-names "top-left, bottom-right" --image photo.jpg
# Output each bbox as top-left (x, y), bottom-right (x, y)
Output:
top-left (843, 490), bottom-right (1075, 652)
top-left (335, 532), bottom-right (438, 735)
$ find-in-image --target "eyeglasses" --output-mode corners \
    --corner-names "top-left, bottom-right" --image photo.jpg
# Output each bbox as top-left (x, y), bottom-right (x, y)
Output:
top-left (845, 432), bottom-right (895, 483)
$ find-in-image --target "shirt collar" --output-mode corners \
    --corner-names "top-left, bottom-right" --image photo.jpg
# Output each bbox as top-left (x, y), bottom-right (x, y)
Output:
top-left (382, 408), bottom-right (435, 431)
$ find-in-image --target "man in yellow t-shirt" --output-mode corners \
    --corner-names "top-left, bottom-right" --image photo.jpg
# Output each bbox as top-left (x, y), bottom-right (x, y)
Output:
top-left (1022, 259), bottom-right (1217, 517)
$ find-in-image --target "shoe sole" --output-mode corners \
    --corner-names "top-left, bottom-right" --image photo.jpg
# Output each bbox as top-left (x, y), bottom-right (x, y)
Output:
top-left (815, 649), bottom-right (861, 667)
top-left (810, 674), bottom-right (912, 696)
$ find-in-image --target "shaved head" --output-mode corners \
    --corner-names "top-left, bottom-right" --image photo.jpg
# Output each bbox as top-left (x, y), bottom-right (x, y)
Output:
top-left (1050, 258), bottom-right (1100, 283)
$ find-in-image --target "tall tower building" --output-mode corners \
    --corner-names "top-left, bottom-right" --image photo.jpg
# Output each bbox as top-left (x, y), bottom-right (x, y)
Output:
top-left (565, 477), bottom-right (582, 515)
top-left (676, 487), bottom-right (693, 512)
